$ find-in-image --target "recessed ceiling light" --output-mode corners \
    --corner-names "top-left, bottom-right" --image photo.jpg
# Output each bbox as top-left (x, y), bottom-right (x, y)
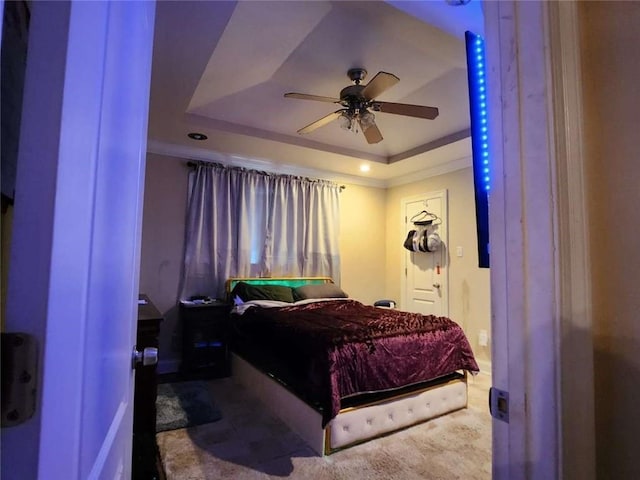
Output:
top-left (188, 132), bottom-right (208, 141)
top-left (360, 164), bottom-right (370, 173)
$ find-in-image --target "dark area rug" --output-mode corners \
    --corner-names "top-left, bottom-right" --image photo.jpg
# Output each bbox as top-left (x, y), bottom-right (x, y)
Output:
top-left (156, 380), bottom-right (222, 433)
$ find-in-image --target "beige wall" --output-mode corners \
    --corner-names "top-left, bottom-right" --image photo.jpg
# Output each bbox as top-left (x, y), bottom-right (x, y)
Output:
top-left (139, 153), bottom-right (189, 366)
top-left (581, 3), bottom-right (640, 478)
top-left (385, 167), bottom-right (491, 367)
top-left (338, 183), bottom-right (387, 304)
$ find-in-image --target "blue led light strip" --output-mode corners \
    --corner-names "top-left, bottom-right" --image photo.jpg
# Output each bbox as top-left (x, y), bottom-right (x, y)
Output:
top-left (466, 32), bottom-right (491, 192)
top-left (465, 31), bottom-right (490, 268)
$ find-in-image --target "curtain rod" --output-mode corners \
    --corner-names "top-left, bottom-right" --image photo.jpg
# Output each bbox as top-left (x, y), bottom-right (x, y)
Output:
top-left (186, 161), bottom-right (347, 191)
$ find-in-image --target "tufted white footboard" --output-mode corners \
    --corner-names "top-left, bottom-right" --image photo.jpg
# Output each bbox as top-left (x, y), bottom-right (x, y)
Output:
top-left (231, 353), bottom-right (468, 455)
top-left (326, 377), bottom-right (467, 452)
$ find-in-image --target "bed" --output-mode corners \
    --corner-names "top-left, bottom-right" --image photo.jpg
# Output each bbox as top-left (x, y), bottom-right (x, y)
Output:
top-left (225, 277), bottom-right (479, 455)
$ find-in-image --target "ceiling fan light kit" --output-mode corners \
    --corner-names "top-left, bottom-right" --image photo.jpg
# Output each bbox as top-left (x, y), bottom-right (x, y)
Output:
top-left (338, 109), bottom-right (375, 134)
top-left (284, 68), bottom-right (439, 144)
top-left (359, 110), bottom-right (376, 130)
top-left (338, 113), bottom-right (356, 132)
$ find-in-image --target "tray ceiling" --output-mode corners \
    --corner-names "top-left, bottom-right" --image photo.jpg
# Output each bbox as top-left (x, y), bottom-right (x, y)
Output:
top-left (148, 0), bottom-right (483, 183)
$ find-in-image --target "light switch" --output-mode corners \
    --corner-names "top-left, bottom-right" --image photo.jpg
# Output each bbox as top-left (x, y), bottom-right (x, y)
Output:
top-left (456, 246), bottom-right (463, 257)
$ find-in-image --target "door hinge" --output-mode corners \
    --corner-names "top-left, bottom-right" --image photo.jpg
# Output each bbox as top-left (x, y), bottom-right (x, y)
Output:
top-left (405, 267), bottom-right (407, 276)
top-left (1, 333), bottom-right (38, 428)
top-left (489, 386), bottom-right (509, 423)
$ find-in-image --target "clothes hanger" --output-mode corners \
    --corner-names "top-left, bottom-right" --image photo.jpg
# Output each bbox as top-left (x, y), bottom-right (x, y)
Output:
top-left (410, 210), bottom-right (440, 226)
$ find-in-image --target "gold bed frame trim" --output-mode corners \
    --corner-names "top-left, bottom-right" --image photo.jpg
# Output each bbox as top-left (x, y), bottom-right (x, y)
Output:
top-left (224, 276), bottom-right (333, 300)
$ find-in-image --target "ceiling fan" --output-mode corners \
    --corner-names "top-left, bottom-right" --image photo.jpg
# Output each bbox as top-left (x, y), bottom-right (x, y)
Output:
top-left (284, 68), bottom-right (439, 144)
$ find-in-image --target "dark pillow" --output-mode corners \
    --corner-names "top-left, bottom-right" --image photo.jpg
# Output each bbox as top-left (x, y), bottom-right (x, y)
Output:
top-left (292, 283), bottom-right (348, 301)
top-left (230, 282), bottom-right (295, 303)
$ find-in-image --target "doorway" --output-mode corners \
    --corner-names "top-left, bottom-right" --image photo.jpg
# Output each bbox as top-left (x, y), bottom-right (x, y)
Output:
top-left (3, 2), bottom-right (587, 479)
top-left (400, 190), bottom-right (448, 317)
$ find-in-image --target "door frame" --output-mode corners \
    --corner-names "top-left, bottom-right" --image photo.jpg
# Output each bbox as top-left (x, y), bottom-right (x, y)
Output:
top-left (0, 0), bottom-right (595, 478)
top-left (399, 190), bottom-right (449, 317)
top-left (0, 2), bottom-right (155, 479)
top-left (485, 1), bottom-right (595, 479)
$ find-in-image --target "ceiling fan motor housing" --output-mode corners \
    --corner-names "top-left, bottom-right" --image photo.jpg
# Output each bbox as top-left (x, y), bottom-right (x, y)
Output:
top-left (340, 85), bottom-right (368, 110)
top-left (347, 68), bottom-right (367, 84)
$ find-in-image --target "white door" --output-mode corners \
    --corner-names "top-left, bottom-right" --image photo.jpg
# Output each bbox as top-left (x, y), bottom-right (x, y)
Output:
top-left (1, 2), bottom-right (155, 479)
top-left (401, 191), bottom-right (448, 316)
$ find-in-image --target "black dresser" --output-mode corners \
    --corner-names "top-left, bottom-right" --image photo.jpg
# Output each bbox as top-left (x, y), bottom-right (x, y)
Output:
top-left (132, 294), bottom-right (164, 480)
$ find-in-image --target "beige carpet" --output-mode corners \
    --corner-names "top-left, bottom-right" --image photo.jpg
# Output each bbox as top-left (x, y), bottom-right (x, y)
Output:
top-left (157, 373), bottom-right (492, 479)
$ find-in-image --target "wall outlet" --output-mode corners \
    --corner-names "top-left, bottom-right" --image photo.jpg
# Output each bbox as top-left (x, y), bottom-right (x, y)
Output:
top-left (478, 329), bottom-right (489, 347)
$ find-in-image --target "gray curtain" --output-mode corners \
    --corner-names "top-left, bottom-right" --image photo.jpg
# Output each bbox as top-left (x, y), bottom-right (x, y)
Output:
top-left (180, 162), bottom-right (341, 299)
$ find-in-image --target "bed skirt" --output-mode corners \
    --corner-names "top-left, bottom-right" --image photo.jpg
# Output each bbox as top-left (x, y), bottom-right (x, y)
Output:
top-left (231, 353), bottom-right (468, 455)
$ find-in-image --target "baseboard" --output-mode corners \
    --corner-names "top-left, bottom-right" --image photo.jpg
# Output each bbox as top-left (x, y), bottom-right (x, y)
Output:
top-left (157, 358), bottom-right (180, 375)
top-left (476, 359), bottom-right (492, 377)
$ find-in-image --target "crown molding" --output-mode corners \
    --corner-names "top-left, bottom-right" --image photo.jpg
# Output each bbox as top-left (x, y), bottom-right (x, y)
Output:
top-left (146, 139), bottom-right (388, 189)
top-left (385, 155), bottom-right (472, 188)
top-left (146, 139), bottom-right (471, 190)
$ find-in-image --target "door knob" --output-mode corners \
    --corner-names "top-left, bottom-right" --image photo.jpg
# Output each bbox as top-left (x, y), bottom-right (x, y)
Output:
top-left (132, 347), bottom-right (158, 369)
top-left (433, 283), bottom-right (441, 289)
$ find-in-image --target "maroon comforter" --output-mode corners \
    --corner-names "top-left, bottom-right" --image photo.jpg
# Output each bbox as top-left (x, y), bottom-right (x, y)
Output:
top-left (231, 299), bottom-right (479, 426)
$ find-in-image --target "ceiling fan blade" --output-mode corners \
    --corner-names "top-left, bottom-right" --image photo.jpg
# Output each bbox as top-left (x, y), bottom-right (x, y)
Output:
top-left (374, 101), bottom-right (439, 120)
top-left (284, 92), bottom-right (341, 103)
top-left (298, 110), bottom-right (344, 134)
top-left (361, 121), bottom-right (383, 144)
top-left (361, 71), bottom-right (400, 100)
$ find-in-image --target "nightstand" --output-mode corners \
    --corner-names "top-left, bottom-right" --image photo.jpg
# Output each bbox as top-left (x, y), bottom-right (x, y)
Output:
top-left (179, 300), bottom-right (232, 379)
